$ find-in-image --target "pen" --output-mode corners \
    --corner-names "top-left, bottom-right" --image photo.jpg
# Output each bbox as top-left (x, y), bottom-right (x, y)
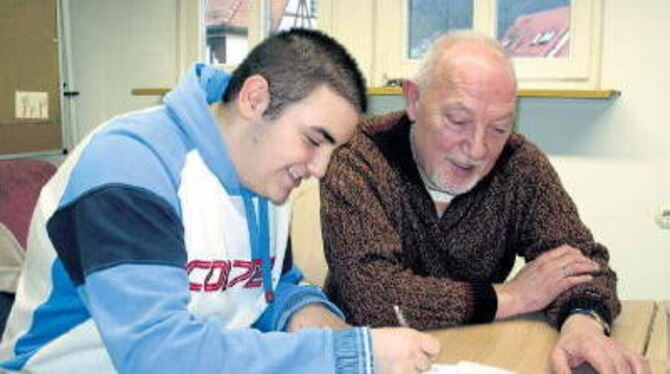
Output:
top-left (393, 304), bottom-right (409, 328)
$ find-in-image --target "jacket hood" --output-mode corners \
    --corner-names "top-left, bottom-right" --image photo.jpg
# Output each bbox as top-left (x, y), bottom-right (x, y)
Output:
top-left (163, 63), bottom-right (243, 195)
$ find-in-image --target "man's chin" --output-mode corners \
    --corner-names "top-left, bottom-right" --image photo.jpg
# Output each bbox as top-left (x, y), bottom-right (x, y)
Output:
top-left (266, 189), bottom-right (291, 205)
top-left (437, 177), bottom-right (480, 196)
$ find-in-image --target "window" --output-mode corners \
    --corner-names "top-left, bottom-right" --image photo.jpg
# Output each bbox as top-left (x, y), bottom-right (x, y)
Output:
top-left (497, 0), bottom-right (571, 58)
top-left (407, 0), bottom-right (473, 59)
top-left (201, 0), bottom-right (322, 68)
top-left (204, 0), bottom-right (252, 66)
top-left (270, 0), bottom-right (320, 32)
top-left (345, 0), bottom-right (603, 89)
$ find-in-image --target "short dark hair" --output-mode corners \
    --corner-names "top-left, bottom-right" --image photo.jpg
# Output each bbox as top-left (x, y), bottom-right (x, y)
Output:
top-left (222, 28), bottom-right (367, 118)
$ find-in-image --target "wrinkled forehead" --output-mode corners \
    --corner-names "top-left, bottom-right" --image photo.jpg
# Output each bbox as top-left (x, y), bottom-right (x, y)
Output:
top-left (432, 54), bottom-right (517, 113)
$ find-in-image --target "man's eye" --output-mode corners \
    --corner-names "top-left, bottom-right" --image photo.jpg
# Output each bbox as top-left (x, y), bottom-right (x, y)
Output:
top-left (305, 136), bottom-right (320, 146)
top-left (447, 116), bottom-right (468, 126)
top-left (491, 125), bottom-right (510, 135)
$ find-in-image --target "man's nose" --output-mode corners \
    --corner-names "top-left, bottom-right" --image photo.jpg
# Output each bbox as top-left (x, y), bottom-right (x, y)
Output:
top-left (307, 151), bottom-right (330, 179)
top-left (465, 127), bottom-right (487, 161)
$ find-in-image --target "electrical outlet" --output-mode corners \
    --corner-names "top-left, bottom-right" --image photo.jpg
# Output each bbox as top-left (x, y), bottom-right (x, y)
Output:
top-left (655, 205), bottom-right (670, 229)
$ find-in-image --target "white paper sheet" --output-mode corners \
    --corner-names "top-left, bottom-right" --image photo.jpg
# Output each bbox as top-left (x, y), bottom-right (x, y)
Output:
top-left (427, 361), bottom-right (516, 374)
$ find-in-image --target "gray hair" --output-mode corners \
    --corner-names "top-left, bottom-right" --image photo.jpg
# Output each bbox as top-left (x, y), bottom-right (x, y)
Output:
top-left (413, 30), bottom-right (516, 90)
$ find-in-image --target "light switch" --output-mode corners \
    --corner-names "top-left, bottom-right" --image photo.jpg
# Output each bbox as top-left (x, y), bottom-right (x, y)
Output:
top-left (655, 205), bottom-right (670, 229)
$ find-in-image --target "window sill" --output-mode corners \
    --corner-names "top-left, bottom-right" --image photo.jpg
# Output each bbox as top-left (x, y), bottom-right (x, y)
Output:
top-left (132, 87), bottom-right (621, 100)
top-left (367, 87), bottom-right (621, 99)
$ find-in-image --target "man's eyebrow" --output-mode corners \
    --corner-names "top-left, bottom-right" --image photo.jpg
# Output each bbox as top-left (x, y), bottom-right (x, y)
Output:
top-left (494, 112), bottom-right (516, 123)
top-left (310, 126), bottom-right (336, 144)
top-left (444, 103), bottom-right (473, 115)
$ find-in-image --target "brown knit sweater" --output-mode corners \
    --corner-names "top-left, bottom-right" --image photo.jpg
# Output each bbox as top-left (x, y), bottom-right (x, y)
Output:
top-left (321, 111), bottom-right (620, 330)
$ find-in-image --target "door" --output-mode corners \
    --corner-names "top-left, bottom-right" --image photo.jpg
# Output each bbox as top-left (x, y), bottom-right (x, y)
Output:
top-left (61, 0), bottom-right (181, 143)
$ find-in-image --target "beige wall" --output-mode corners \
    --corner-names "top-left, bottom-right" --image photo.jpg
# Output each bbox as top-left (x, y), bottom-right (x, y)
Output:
top-left (517, 0), bottom-right (670, 299)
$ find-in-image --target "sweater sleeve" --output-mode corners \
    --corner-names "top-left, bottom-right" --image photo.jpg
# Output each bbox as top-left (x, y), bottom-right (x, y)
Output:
top-left (513, 145), bottom-right (620, 328)
top-left (321, 140), bottom-right (497, 330)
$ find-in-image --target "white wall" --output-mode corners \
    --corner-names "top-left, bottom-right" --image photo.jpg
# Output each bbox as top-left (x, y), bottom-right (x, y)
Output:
top-left (515, 0), bottom-right (670, 299)
top-left (370, 0), bottom-right (670, 300)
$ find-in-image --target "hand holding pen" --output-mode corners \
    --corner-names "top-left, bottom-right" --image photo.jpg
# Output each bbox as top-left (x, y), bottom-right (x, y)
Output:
top-left (364, 304), bottom-right (441, 373)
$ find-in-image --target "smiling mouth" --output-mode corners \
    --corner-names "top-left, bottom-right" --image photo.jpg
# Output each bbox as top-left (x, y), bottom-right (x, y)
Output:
top-left (451, 160), bottom-right (475, 171)
top-left (287, 168), bottom-right (303, 187)
top-left (288, 168), bottom-right (300, 180)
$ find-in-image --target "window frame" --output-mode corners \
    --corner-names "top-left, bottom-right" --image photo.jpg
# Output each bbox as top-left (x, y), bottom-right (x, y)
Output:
top-left (185, 0), bottom-right (328, 72)
top-left (372, 0), bottom-right (604, 89)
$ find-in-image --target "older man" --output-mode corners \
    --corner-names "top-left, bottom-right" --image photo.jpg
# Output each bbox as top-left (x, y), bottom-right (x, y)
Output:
top-left (321, 31), bottom-right (648, 374)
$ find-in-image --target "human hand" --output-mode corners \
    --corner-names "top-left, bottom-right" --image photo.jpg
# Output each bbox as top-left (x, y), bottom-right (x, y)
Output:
top-left (286, 304), bottom-right (350, 332)
top-left (494, 245), bottom-right (599, 319)
top-left (550, 314), bottom-right (649, 374)
top-left (371, 327), bottom-right (441, 374)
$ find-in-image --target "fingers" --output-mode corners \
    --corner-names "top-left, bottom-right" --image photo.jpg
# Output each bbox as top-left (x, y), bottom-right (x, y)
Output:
top-left (557, 275), bottom-right (594, 293)
top-left (570, 342), bottom-right (617, 374)
top-left (537, 244), bottom-right (582, 262)
top-left (549, 347), bottom-right (573, 374)
top-left (536, 246), bottom-right (599, 274)
top-left (414, 355), bottom-right (432, 372)
top-left (419, 334), bottom-right (441, 358)
top-left (548, 250), bottom-right (598, 271)
top-left (561, 337), bottom-right (640, 374)
top-left (594, 341), bottom-right (649, 374)
top-left (604, 344), bottom-right (633, 374)
top-left (371, 328), bottom-right (440, 374)
top-left (620, 346), bottom-right (650, 374)
top-left (554, 255), bottom-right (600, 276)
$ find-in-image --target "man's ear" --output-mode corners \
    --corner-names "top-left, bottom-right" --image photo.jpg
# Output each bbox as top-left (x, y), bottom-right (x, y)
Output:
top-left (403, 79), bottom-right (420, 122)
top-left (236, 74), bottom-right (270, 120)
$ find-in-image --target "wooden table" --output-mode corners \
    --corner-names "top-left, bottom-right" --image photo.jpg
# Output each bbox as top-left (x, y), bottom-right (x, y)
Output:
top-left (646, 301), bottom-right (670, 374)
top-left (647, 301), bottom-right (669, 361)
top-left (429, 300), bottom-right (656, 374)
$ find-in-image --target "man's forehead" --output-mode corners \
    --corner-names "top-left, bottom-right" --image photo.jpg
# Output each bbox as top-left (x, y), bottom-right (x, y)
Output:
top-left (432, 63), bottom-right (516, 113)
top-left (297, 86), bottom-right (359, 146)
top-left (443, 98), bottom-right (517, 119)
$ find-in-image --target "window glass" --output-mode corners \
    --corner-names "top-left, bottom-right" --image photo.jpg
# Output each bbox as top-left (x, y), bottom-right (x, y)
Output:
top-left (497, 0), bottom-right (571, 58)
top-left (204, 0), bottom-right (320, 65)
top-left (407, 0), bottom-right (474, 59)
top-left (271, 0), bottom-right (319, 32)
top-left (204, 0), bottom-right (251, 65)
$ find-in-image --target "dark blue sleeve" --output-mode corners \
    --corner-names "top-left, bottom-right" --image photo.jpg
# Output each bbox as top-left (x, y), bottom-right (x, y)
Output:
top-left (46, 185), bottom-right (186, 285)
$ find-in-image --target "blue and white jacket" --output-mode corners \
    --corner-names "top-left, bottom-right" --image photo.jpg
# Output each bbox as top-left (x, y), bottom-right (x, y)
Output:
top-left (0, 64), bottom-right (374, 374)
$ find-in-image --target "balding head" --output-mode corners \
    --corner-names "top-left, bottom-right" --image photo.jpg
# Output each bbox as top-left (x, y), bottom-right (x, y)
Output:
top-left (414, 31), bottom-right (517, 95)
top-left (404, 30), bottom-right (518, 196)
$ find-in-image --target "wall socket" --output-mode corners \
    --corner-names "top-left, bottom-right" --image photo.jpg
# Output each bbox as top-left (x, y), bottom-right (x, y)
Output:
top-left (655, 205), bottom-right (670, 229)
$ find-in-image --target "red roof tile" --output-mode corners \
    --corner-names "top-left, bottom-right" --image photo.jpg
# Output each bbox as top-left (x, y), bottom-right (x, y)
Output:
top-left (501, 6), bottom-right (570, 58)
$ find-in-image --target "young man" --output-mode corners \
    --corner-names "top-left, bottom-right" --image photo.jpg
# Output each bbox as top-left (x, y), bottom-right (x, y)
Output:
top-left (0, 29), bottom-right (438, 374)
top-left (321, 31), bottom-right (648, 374)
